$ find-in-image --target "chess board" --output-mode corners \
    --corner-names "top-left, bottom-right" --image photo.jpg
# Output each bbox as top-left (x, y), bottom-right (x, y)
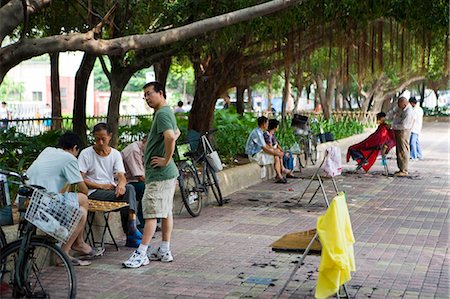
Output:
top-left (88, 199), bottom-right (129, 212)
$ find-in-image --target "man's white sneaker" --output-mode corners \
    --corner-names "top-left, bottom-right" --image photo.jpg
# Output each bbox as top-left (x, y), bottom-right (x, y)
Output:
top-left (123, 250), bottom-right (149, 268)
top-left (149, 247), bottom-right (173, 262)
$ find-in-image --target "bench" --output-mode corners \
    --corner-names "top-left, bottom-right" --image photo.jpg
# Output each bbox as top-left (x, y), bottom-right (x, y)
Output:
top-left (85, 200), bottom-right (129, 251)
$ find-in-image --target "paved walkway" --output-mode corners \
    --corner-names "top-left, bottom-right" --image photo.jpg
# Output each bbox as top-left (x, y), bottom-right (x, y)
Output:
top-left (76, 122), bottom-right (449, 299)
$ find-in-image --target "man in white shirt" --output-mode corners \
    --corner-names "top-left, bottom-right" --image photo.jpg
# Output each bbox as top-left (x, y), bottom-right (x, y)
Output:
top-left (27, 132), bottom-right (104, 266)
top-left (387, 97), bottom-right (414, 176)
top-left (78, 123), bottom-right (142, 247)
top-left (0, 101), bottom-right (11, 130)
top-left (409, 97), bottom-right (424, 161)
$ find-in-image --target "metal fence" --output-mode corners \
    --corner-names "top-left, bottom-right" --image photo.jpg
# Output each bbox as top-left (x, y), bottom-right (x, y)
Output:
top-left (258, 110), bottom-right (377, 126)
top-left (1, 115), bottom-right (152, 136)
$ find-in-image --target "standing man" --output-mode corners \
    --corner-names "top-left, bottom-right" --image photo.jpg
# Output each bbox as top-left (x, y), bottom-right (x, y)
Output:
top-left (387, 97), bottom-right (414, 176)
top-left (123, 81), bottom-right (180, 268)
top-left (0, 101), bottom-right (11, 130)
top-left (409, 97), bottom-right (424, 161)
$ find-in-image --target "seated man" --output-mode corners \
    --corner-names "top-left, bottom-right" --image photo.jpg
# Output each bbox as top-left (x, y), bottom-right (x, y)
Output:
top-left (346, 112), bottom-right (396, 172)
top-left (121, 135), bottom-right (161, 233)
top-left (27, 132), bottom-right (104, 266)
top-left (245, 116), bottom-right (286, 183)
top-left (263, 119), bottom-right (299, 179)
top-left (78, 123), bottom-right (142, 247)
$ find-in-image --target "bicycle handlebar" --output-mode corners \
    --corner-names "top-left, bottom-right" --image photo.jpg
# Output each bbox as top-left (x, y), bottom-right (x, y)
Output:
top-left (0, 169), bottom-right (29, 184)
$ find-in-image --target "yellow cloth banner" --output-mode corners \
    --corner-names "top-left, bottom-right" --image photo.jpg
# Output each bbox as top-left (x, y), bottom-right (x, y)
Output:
top-left (315, 192), bottom-right (356, 299)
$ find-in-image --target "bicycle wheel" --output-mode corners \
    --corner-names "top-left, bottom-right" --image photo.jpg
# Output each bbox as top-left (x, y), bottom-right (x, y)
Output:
top-left (309, 136), bottom-right (318, 165)
top-left (178, 162), bottom-right (203, 217)
top-left (298, 140), bottom-right (308, 168)
top-left (0, 228), bottom-right (6, 249)
top-left (205, 164), bottom-right (223, 206)
top-left (0, 237), bottom-right (76, 298)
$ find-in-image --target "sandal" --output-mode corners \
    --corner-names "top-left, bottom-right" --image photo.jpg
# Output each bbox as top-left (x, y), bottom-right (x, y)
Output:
top-left (72, 247), bottom-right (105, 259)
top-left (78, 247), bottom-right (105, 259)
top-left (275, 177), bottom-right (287, 184)
top-left (71, 258), bottom-right (91, 266)
top-left (286, 174), bottom-right (300, 179)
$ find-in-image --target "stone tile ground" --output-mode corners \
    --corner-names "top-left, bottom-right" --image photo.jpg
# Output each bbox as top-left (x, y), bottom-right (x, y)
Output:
top-left (76, 122), bottom-right (449, 299)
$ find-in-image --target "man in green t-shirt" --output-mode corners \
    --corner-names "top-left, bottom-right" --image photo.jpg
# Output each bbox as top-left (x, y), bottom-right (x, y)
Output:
top-left (123, 81), bottom-right (180, 268)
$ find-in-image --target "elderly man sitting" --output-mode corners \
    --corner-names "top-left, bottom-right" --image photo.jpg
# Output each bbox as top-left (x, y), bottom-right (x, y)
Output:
top-left (245, 116), bottom-right (286, 183)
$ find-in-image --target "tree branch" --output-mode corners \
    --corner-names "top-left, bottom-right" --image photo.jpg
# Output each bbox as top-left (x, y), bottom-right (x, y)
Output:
top-left (0, 0), bottom-right (52, 44)
top-left (382, 75), bottom-right (426, 98)
top-left (0, 0), bottom-right (302, 82)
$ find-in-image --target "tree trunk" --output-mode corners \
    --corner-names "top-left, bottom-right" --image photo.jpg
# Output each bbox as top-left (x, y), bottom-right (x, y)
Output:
top-left (189, 79), bottom-right (221, 133)
top-left (107, 65), bottom-right (136, 147)
top-left (419, 82), bottom-right (425, 107)
top-left (49, 52), bottom-right (62, 130)
top-left (73, 53), bottom-right (96, 147)
top-left (323, 72), bottom-right (337, 119)
top-left (246, 86), bottom-right (253, 112)
top-left (267, 77), bottom-right (273, 111)
top-left (282, 34), bottom-right (293, 122)
top-left (154, 56), bottom-right (172, 88)
top-left (236, 85), bottom-right (245, 115)
top-left (335, 79), bottom-right (344, 111)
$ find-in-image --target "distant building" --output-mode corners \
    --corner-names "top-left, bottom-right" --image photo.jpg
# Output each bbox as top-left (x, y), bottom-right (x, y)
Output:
top-left (5, 52), bottom-right (148, 118)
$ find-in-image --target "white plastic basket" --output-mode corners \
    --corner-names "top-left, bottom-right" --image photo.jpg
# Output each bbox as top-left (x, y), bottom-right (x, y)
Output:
top-left (25, 189), bottom-right (82, 243)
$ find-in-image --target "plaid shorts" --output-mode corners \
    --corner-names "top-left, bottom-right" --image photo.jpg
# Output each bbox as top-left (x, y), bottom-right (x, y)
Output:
top-left (142, 178), bottom-right (177, 219)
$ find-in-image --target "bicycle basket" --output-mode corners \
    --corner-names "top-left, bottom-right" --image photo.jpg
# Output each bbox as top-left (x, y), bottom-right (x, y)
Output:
top-left (25, 189), bottom-right (82, 243)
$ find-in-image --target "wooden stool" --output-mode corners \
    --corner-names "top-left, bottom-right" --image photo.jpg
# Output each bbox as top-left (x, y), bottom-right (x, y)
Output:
top-left (85, 200), bottom-right (129, 251)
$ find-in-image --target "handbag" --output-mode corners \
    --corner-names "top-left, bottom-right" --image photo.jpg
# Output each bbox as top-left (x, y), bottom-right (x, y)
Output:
top-left (201, 135), bottom-right (223, 172)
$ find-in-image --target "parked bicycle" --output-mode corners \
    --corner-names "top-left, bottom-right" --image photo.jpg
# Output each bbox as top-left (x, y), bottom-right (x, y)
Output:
top-left (292, 115), bottom-right (319, 168)
top-left (0, 169), bottom-right (77, 298)
top-left (176, 130), bottom-right (223, 217)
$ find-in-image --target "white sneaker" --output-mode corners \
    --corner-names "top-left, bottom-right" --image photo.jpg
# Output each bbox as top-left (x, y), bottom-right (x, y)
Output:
top-left (148, 247), bottom-right (173, 262)
top-left (122, 250), bottom-right (149, 268)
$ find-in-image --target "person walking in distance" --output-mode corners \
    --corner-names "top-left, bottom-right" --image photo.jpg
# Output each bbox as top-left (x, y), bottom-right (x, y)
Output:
top-left (123, 81), bottom-right (180, 268)
top-left (409, 97), bottom-right (424, 161)
top-left (387, 97), bottom-right (414, 176)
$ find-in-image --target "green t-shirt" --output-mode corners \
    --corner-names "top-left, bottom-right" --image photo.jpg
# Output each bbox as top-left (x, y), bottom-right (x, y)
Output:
top-left (144, 106), bottom-right (179, 182)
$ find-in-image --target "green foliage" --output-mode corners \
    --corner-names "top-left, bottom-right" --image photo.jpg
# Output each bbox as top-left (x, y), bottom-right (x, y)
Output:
top-left (0, 76), bottom-right (25, 101)
top-left (0, 128), bottom-right (62, 171)
top-left (310, 117), bottom-right (365, 140)
top-left (213, 110), bottom-right (255, 163)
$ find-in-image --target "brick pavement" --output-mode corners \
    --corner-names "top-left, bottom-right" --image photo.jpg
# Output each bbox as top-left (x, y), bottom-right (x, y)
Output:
top-left (76, 122), bottom-right (449, 299)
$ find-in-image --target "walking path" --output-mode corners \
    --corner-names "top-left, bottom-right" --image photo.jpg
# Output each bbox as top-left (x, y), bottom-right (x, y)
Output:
top-left (76, 122), bottom-right (449, 299)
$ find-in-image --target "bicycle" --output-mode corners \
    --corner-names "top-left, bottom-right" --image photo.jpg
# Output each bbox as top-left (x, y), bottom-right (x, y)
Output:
top-left (0, 169), bottom-right (77, 298)
top-left (176, 130), bottom-right (223, 217)
top-left (292, 116), bottom-right (319, 169)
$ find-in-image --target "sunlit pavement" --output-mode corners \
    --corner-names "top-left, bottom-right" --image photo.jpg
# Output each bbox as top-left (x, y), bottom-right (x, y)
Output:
top-left (75, 122), bottom-right (449, 299)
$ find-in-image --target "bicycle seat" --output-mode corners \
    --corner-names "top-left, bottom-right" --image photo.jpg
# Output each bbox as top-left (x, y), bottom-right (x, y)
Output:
top-left (294, 127), bottom-right (309, 136)
top-left (184, 151), bottom-right (198, 158)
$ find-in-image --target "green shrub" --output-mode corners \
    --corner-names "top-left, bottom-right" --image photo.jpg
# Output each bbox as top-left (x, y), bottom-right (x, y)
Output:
top-left (0, 128), bottom-right (62, 171)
